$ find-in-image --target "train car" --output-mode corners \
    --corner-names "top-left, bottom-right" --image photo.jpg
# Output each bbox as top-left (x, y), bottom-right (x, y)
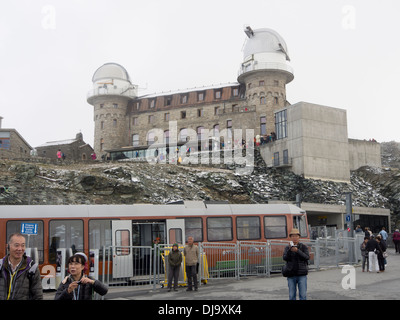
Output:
top-left (0, 202), bottom-right (308, 288)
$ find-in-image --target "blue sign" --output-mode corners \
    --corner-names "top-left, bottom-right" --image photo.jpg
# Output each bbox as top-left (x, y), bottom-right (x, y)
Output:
top-left (20, 223), bottom-right (38, 235)
top-left (345, 215), bottom-right (351, 222)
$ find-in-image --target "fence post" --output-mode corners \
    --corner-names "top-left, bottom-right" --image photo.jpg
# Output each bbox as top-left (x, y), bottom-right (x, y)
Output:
top-left (315, 239), bottom-right (320, 270)
top-left (152, 245), bottom-right (156, 290)
top-left (236, 242), bottom-right (240, 280)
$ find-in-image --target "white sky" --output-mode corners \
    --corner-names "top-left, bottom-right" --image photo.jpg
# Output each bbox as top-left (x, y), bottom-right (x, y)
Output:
top-left (1, 0), bottom-right (399, 149)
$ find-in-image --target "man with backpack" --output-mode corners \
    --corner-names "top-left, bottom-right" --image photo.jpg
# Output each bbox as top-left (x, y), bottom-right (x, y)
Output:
top-left (0, 233), bottom-right (43, 300)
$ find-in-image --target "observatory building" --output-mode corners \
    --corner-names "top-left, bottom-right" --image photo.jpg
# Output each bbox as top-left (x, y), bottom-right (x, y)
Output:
top-left (87, 27), bottom-right (381, 182)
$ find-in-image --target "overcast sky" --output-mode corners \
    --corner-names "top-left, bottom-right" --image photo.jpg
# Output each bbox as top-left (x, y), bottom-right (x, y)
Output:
top-left (1, 0), bottom-right (399, 149)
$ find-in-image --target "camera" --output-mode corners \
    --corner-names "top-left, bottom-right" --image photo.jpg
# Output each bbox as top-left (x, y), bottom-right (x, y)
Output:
top-left (290, 241), bottom-right (297, 247)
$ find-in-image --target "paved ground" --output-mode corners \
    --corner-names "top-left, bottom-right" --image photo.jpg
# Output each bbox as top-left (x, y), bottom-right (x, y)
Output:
top-left (44, 249), bottom-right (400, 301)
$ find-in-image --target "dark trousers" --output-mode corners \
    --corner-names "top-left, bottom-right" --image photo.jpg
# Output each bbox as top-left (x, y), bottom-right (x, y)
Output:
top-left (186, 265), bottom-right (198, 289)
top-left (378, 256), bottom-right (385, 271)
top-left (167, 265), bottom-right (180, 289)
top-left (394, 240), bottom-right (400, 253)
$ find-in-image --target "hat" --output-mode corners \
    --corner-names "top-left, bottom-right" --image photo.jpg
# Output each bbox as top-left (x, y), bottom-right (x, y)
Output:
top-left (172, 243), bottom-right (179, 247)
top-left (289, 228), bottom-right (300, 236)
top-left (75, 252), bottom-right (88, 263)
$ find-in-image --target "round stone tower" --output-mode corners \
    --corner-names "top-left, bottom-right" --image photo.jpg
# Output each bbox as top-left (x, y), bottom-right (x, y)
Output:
top-left (87, 63), bottom-right (137, 156)
top-left (237, 27), bottom-right (294, 136)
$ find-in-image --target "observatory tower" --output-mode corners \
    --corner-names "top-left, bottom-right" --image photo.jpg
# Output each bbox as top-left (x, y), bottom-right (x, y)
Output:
top-left (238, 27), bottom-right (294, 134)
top-left (87, 63), bottom-right (138, 156)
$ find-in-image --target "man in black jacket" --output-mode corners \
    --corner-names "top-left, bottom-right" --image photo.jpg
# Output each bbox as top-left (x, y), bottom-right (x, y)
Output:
top-left (365, 235), bottom-right (381, 273)
top-left (283, 228), bottom-right (309, 300)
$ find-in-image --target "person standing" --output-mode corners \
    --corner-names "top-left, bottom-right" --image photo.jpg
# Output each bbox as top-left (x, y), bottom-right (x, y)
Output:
top-left (167, 244), bottom-right (182, 292)
top-left (0, 233), bottom-right (43, 300)
top-left (184, 236), bottom-right (199, 291)
top-left (54, 252), bottom-right (108, 300)
top-left (282, 229), bottom-right (309, 300)
top-left (393, 229), bottom-right (400, 253)
top-left (379, 227), bottom-right (388, 243)
top-left (376, 236), bottom-right (387, 272)
top-left (366, 235), bottom-right (381, 273)
top-left (360, 236), bottom-right (369, 272)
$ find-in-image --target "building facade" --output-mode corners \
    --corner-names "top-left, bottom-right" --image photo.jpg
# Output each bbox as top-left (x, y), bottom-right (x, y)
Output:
top-left (87, 27), bottom-right (381, 181)
top-left (0, 117), bottom-right (32, 159)
top-left (35, 133), bottom-right (94, 161)
top-left (87, 27), bottom-right (293, 157)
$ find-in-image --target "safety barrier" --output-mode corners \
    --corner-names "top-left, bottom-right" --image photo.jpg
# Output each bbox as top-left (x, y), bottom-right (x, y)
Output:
top-left (97, 236), bottom-right (363, 297)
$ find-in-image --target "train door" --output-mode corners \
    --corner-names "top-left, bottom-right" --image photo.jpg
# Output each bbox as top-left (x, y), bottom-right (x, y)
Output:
top-left (166, 219), bottom-right (185, 245)
top-left (111, 220), bottom-right (133, 279)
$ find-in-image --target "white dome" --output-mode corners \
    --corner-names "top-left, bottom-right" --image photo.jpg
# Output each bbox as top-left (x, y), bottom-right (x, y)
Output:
top-left (92, 63), bottom-right (131, 83)
top-left (242, 28), bottom-right (290, 61)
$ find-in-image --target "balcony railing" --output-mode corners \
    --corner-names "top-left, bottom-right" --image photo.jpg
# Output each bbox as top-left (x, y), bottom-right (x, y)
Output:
top-left (87, 85), bottom-right (137, 101)
top-left (238, 61), bottom-right (294, 77)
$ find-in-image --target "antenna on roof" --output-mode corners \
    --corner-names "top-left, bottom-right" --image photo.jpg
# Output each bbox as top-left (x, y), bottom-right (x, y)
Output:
top-left (244, 25), bottom-right (254, 38)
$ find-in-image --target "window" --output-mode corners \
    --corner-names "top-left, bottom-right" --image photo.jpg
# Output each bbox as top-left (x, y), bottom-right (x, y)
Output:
top-left (260, 116), bottom-right (267, 135)
top-left (149, 99), bottom-right (155, 109)
top-left (113, 119), bottom-right (117, 127)
top-left (197, 109), bottom-right (203, 117)
top-left (207, 217), bottom-right (233, 241)
top-left (264, 216), bottom-right (287, 239)
top-left (164, 113), bottom-right (170, 122)
top-left (275, 109), bottom-right (287, 139)
top-left (100, 104), bottom-right (104, 108)
top-left (89, 219), bottom-right (113, 257)
top-left (164, 130), bottom-right (170, 144)
top-left (148, 115), bottom-right (154, 124)
top-left (215, 90), bottom-right (222, 99)
top-left (181, 94), bottom-right (188, 104)
top-left (113, 103), bottom-right (118, 108)
top-left (259, 80), bottom-right (265, 86)
top-left (165, 96), bottom-right (172, 106)
top-left (181, 111), bottom-right (186, 119)
top-left (233, 88), bottom-right (239, 96)
top-left (132, 134), bottom-right (139, 146)
top-left (213, 124), bottom-right (220, 136)
top-left (179, 128), bottom-right (188, 142)
top-left (274, 97), bottom-right (279, 105)
top-left (198, 92), bottom-right (205, 101)
top-left (197, 126), bottom-right (205, 141)
top-left (214, 107), bottom-right (220, 115)
top-left (7, 220), bottom-right (44, 263)
top-left (227, 120), bottom-right (232, 139)
top-left (115, 229), bottom-right (130, 255)
top-left (100, 138), bottom-right (104, 151)
top-left (293, 215), bottom-right (308, 237)
top-left (147, 131), bottom-right (155, 145)
top-left (236, 217), bottom-right (260, 240)
top-left (274, 80), bottom-right (279, 86)
top-left (274, 152), bottom-right (280, 166)
top-left (49, 220), bottom-right (84, 263)
top-left (132, 117), bottom-right (138, 126)
top-left (101, 121), bottom-right (104, 130)
top-left (283, 149), bottom-right (289, 165)
top-left (184, 217), bottom-right (203, 242)
top-left (260, 97), bottom-right (266, 105)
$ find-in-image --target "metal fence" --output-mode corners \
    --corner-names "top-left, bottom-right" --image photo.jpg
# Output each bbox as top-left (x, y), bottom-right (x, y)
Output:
top-left (97, 235), bottom-right (364, 297)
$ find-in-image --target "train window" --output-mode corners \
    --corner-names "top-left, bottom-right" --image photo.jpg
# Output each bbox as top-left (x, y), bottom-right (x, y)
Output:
top-left (264, 216), bottom-right (287, 239)
top-left (49, 220), bottom-right (84, 264)
top-left (184, 217), bottom-right (203, 242)
top-left (207, 217), bottom-right (233, 241)
top-left (115, 230), bottom-right (130, 255)
top-left (89, 219), bottom-right (113, 252)
top-left (236, 216), bottom-right (261, 240)
top-left (293, 215), bottom-right (308, 237)
top-left (6, 220), bottom-right (44, 263)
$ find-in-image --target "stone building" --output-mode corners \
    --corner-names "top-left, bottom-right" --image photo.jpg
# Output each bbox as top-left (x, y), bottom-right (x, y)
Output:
top-left (87, 27), bottom-right (381, 182)
top-left (35, 132), bottom-right (94, 161)
top-left (87, 27), bottom-right (293, 156)
top-left (0, 116), bottom-right (32, 159)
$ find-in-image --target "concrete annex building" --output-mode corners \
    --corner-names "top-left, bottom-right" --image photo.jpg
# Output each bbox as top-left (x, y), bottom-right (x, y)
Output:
top-left (87, 26), bottom-right (381, 183)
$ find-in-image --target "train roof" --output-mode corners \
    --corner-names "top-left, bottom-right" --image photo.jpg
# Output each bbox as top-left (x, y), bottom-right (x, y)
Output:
top-left (0, 202), bottom-right (305, 219)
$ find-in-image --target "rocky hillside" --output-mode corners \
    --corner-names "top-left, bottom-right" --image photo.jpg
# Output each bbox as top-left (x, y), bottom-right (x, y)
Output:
top-left (1, 147), bottom-right (400, 228)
